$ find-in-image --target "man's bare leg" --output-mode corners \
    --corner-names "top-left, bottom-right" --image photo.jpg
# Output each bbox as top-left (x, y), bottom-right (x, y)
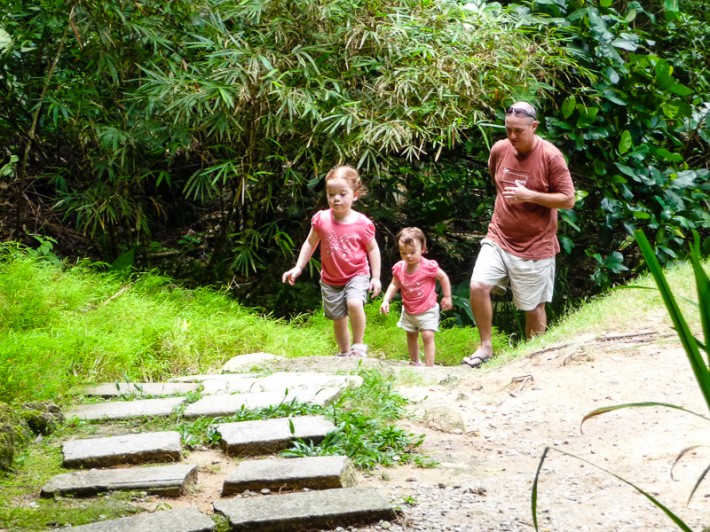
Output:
top-left (468, 281), bottom-right (494, 364)
top-left (525, 303), bottom-right (547, 340)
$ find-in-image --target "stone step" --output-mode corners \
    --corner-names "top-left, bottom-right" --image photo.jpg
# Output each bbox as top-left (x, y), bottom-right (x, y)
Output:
top-left (216, 415), bottom-right (336, 457)
top-left (81, 382), bottom-right (200, 398)
top-left (68, 508), bottom-right (215, 531)
top-left (65, 396), bottom-right (185, 421)
top-left (213, 486), bottom-right (396, 530)
top-left (63, 431), bottom-right (182, 468)
top-left (41, 463), bottom-right (197, 498)
top-left (222, 455), bottom-right (355, 496)
top-left (220, 352), bottom-right (282, 372)
top-left (197, 371), bottom-right (363, 395)
top-left (183, 387), bottom-right (342, 418)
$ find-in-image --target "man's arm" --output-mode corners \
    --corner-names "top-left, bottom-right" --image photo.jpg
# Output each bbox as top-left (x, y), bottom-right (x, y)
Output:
top-left (502, 184), bottom-right (575, 209)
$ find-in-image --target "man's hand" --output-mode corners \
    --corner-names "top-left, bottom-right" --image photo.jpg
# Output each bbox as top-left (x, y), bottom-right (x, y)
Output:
top-left (502, 181), bottom-right (532, 204)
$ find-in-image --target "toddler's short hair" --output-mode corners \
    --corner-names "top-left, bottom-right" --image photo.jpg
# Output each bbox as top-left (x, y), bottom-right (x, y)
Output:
top-left (396, 227), bottom-right (427, 253)
top-left (325, 165), bottom-right (366, 196)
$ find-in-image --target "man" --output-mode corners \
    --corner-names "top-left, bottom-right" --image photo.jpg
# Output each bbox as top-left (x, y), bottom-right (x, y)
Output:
top-left (463, 102), bottom-right (575, 368)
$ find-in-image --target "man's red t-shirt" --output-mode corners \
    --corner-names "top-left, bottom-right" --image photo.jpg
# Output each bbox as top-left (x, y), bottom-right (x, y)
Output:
top-left (486, 138), bottom-right (574, 260)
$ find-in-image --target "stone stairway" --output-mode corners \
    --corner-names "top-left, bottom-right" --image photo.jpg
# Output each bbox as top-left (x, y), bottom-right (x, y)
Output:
top-left (47, 353), bottom-right (397, 531)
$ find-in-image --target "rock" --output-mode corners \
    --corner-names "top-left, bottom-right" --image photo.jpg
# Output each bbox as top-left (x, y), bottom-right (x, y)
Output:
top-left (422, 406), bottom-right (466, 433)
top-left (19, 401), bottom-right (64, 435)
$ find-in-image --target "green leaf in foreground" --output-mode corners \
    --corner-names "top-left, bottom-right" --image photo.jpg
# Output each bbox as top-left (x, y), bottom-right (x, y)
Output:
top-left (532, 447), bottom-right (693, 532)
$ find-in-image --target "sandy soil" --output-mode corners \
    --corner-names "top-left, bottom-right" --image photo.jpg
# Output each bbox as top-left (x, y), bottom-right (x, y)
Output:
top-left (357, 328), bottom-right (710, 531)
top-left (140, 323), bottom-right (709, 531)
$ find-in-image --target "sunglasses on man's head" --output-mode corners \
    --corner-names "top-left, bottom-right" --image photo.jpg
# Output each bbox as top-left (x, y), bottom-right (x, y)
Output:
top-left (505, 106), bottom-right (536, 119)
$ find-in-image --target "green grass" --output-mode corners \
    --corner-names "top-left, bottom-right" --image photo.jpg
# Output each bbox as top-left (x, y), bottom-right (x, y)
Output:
top-left (501, 259), bottom-right (706, 366)
top-left (0, 246), bottom-right (331, 403)
top-left (2, 243), bottom-right (705, 403)
top-left (0, 244), bottom-right (493, 403)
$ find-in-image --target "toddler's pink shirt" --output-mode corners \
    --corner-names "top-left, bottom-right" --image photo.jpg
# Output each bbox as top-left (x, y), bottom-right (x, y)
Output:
top-left (391, 257), bottom-right (440, 315)
top-left (312, 209), bottom-right (375, 286)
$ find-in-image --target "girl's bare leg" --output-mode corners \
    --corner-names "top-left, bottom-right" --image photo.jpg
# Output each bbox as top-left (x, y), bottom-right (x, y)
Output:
top-left (406, 331), bottom-right (420, 365)
top-left (422, 330), bottom-right (436, 367)
top-left (347, 299), bottom-right (366, 345)
top-left (333, 316), bottom-right (350, 354)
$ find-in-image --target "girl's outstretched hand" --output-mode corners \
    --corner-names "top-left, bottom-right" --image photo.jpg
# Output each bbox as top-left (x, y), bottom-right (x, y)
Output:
top-left (282, 266), bottom-right (302, 286)
top-left (369, 278), bottom-right (382, 298)
top-left (440, 296), bottom-right (453, 312)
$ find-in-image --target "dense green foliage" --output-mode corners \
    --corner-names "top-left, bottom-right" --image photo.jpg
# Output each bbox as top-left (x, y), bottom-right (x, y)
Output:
top-left (527, 0), bottom-right (710, 292)
top-left (1, 0), bottom-right (708, 328)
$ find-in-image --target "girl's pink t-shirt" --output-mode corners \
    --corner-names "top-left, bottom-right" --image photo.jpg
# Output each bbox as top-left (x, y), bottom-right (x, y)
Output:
top-left (312, 209), bottom-right (375, 286)
top-left (391, 257), bottom-right (440, 315)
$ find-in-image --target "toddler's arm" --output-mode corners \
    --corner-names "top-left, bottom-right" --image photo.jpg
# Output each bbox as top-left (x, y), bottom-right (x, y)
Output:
top-left (380, 282), bottom-right (400, 315)
top-left (437, 268), bottom-right (453, 312)
top-left (282, 228), bottom-right (320, 285)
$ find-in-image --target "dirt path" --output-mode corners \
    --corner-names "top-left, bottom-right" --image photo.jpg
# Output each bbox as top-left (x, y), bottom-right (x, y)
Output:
top-left (139, 323), bottom-right (709, 531)
top-left (351, 328), bottom-right (709, 531)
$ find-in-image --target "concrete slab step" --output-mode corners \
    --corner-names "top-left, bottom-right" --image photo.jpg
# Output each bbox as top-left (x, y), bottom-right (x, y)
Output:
top-left (183, 388), bottom-right (342, 418)
top-left (81, 382), bottom-right (200, 398)
top-left (221, 352), bottom-right (283, 372)
top-left (216, 415), bottom-right (336, 457)
top-left (68, 508), bottom-right (215, 531)
top-left (222, 455), bottom-right (356, 495)
top-left (63, 431), bottom-right (182, 468)
top-left (41, 463), bottom-right (197, 498)
top-left (213, 486), bottom-right (396, 530)
top-left (65, 397), bottom-right (185, 421)
top-left (198, 371), bottom-right (362, 395)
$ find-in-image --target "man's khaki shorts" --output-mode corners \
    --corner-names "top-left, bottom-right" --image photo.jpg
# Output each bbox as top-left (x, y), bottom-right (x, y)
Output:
top-left (471, 239), bottom-right (554, 311)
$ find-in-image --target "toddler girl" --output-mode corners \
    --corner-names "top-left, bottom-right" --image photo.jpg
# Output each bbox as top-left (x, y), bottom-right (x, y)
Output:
top-left (380, 227), bottom-right (452, 367)
top-left (283, 165), bottom-right (382, 357)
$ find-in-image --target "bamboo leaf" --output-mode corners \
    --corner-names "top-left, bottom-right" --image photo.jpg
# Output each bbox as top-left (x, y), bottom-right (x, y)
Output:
top-left (531, 446), bottom-right (548, 530)
top-left (690, 233), bottom-right (710, 367)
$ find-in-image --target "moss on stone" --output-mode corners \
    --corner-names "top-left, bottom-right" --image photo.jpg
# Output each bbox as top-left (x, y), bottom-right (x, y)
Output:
top-left (0, 402), bottom-right (34, 471)
top-left (19, 401), bottom-right (64, 436)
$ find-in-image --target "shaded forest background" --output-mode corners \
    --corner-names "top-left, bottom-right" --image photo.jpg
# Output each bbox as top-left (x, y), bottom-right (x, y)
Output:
top-left (1, 0), bottom-right (708, 332)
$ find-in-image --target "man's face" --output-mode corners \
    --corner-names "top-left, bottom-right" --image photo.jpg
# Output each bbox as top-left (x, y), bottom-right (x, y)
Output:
top-left (505, 114), bottom-right (538, 155)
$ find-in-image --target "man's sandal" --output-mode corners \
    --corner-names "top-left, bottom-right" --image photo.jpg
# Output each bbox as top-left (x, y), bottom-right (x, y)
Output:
top-left (461, 355), bottom-right (490, 368)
